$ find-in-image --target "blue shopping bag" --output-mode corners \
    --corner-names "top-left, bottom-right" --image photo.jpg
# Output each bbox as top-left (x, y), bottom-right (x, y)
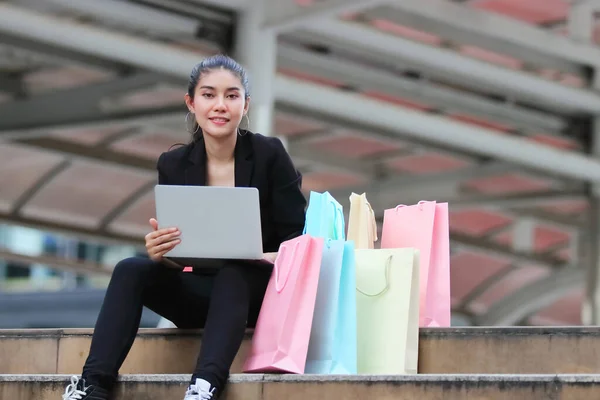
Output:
top-left (305, 240), bottom-right (357, 374)
top-left (332, 241), bottom-right (357, 374)
top-left (303, 191), bottom-right (345, 240)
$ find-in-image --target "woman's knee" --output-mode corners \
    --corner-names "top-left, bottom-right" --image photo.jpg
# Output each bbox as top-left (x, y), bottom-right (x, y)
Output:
top-left (216, 262), bottom-right (257, 286)
top-left (212, 263), bottom-right (251, 295)
top-left (111, 256), bottom-right (160, 280)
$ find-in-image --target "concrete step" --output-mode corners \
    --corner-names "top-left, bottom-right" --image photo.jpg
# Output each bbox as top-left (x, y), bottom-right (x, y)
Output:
top-left (3, 374), bottom-right (600, 400)
top-left (2, 327), bottom-right (600, 375)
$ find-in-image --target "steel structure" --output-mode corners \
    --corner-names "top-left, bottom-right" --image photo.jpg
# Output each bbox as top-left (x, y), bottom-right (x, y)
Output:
top-left (0, 0), bottom-right (598, 326)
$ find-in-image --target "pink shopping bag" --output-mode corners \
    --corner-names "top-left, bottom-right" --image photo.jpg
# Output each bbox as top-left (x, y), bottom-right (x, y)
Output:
top-left (380, 201), bottom-right (451, 327)
top-left (243, 234), bottom-right (324, 373)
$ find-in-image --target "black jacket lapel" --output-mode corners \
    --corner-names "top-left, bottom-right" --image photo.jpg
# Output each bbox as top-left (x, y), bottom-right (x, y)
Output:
top-left (185, 140), bottom-right (207, 186)
top-left (234, 131), bottom-right (254, 187)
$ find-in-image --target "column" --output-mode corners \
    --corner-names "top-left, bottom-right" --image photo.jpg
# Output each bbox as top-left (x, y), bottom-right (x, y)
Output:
top-left (582, 110), bottom-right (600, 325)
top-left (0, 226), bottom-right (7, 289)
top-left (567, 1), bottom-right (596, 43)
top-left (570, 0), bottom-right (600, 325)
top-left (513, 218), bottom-right (535, 253)
top-left (61, 238), bottom-right (78, 290)
top-left (234, 0), bottom-right (278, 141)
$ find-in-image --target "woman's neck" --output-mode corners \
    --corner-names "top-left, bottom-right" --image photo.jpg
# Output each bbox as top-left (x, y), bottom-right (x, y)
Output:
top-left (203, 132), bottom-right (237, 163)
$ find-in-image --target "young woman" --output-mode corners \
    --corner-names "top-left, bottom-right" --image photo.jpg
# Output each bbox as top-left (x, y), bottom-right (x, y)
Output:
top-left (62, 55), bottom-right (307, 400)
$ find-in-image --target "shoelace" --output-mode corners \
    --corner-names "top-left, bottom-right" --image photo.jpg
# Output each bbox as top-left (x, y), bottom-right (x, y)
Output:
top-left (62, 376), bottom-right (87, 400)
top-left (184, 383), bottom-right (215, 400)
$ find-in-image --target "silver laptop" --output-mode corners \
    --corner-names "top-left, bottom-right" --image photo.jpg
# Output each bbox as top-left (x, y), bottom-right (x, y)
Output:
top-left (154, 185), bottom-right (264, 262)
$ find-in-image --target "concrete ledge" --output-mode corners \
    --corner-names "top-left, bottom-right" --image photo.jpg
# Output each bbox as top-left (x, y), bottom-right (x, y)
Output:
top-left (3, 374), bottom-right (600, 400)
top-left (7, 373), bottom-right (600, 384)
top-left (3, 327), bottom-right (600, 375)
top-left (4, 325), bottom-right (600, 337)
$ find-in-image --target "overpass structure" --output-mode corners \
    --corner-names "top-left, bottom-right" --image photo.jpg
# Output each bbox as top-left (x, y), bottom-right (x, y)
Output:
top-left (1, 0), bottom-right (600, 327)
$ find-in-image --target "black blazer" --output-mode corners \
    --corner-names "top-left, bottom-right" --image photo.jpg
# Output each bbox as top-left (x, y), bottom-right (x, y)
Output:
top-left (156, 131), bottom-right (307, 253)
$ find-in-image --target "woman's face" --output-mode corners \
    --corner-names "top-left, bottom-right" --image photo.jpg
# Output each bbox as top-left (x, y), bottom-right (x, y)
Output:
top-left (185, 68), bottom-right (249, 140)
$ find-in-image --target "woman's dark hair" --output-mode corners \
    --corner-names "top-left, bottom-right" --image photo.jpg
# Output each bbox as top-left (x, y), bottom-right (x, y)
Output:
top-left (185, 54), bottom-right (250, 142)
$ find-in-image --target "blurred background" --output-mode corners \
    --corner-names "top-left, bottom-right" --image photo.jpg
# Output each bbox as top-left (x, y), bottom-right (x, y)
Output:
top-left (0, 0), bottom-right (599, 329)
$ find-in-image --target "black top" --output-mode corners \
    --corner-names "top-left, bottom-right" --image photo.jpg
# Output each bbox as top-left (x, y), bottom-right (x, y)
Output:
top-left (156, 131), bottom-right (307, 253)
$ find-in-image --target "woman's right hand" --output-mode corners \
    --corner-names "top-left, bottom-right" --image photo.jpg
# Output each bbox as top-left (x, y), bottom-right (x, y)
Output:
top-left (145, 218), bottom-right (180, 262)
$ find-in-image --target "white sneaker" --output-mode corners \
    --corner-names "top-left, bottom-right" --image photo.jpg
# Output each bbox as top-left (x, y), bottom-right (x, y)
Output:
top-left (61, 375), bottom-right (109, 400)
top-left (184, 378), bottom-right (216, 400)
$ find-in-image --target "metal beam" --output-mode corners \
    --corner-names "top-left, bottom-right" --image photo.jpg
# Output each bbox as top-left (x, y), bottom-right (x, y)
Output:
top-left (476, 266), bottom-right (584, 326)
top-left (0, 213), bottom-right (144, 248)
top-left (264, 0), bottom-right (388, 33)
top-left (508, 208), bottom-right (587, 230)
top-left (362, 0), bottom-right (591, 74)
top-left (12, 137), bottom-right (156, 174)
top-left (0, 32), bottom-right (127, 72)
top-left (277, 103), bottom-right (484, 162)
top-left (451, 231), bottom-right (565, 268)
top-left (276, 75), bottom-right (600, 183)
top-left (539, 240), bottom-right (572, 257)
top-left (11, 160), bottom-right (71, 215)
top-left (97, 179), bottom-right (155, 231)
top-left (0, 249), bottom-right (113, 276)
top-left (0, 111), bottom-right (184, 140)
top-left (278, 46), bottom-right (567, 135)
top-left (0, 3), bottom-right (209, 78)
top-left (0, 72), bottom-right (182, 131)
top-left (305, 20), bottom-right (600, 115)
top-left (374, 215), bottom-right (565, 268)
top-left (447, 191), bottom-right (586, 211)
top-left (457, 265), bottom-right (517, 311)
top-left (288, 141), bottom-right (376, 177)
top-left (133, 0), bottom-right (235, 23)
top-left (365, 190), bottom-right (584, 226)
top-left (38, 0), bottom-right (201, 38)
top-left (329, 161), bottom-right (514, 201)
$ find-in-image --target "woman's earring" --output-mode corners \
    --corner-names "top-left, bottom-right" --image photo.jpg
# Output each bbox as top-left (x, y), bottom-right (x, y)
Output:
top-left (185, 111), bottom-right (200, 134)
top-left (238, 114), bottom-right (250, 137)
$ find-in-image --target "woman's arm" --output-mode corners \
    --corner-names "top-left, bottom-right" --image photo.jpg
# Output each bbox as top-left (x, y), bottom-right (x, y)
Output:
top-left (268, 138), bottom-right (307, 244)
top-left (157, 152), bottom-right (168, 185)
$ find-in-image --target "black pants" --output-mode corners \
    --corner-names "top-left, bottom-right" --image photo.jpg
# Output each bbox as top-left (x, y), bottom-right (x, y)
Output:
top-left (81, 256), bottom-right (271, 393)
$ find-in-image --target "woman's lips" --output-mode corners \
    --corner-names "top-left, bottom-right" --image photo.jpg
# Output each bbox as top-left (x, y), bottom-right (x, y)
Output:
top-left (209, 117), bottom-right (229, 126)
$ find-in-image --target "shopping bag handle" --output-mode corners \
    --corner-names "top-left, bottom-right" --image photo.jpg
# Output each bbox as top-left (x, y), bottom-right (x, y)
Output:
top-left (274, 240), bottom-right (301, 293)
top-left (331, 200), bottom-right (345, 240)
top-left (365, 199), bottom-right (378, 242)
top-left (356, 255), bottom-right (392, 297)
top-left (395, 200), bottom-right (432, 212)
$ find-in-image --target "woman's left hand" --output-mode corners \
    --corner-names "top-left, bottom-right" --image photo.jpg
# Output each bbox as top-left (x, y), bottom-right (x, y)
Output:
top-left (262, 252), bottom-right (278, 264)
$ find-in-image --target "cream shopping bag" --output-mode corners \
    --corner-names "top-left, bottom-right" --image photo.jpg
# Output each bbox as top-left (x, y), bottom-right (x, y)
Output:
top-left (355, 248), bottom-right (420, 374)
top-left (347, 192), bottom-right (378, 249)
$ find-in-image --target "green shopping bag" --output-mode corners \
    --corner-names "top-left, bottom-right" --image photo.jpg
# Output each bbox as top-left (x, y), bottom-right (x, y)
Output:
top-left (355, 248), bottom-right (420, 374)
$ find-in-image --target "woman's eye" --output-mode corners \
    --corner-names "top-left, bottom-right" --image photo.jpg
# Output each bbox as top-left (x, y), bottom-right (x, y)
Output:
top-left (228, 94), bottom-right (239, 99)
top-left (202, 93), bottom-right (214, 98)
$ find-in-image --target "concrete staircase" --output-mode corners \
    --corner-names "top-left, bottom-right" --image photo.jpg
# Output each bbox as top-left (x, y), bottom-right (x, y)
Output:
top-left (4, 374), bottom-right (600, 399)
top-left (3, 327), bottom-right (600, 399)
